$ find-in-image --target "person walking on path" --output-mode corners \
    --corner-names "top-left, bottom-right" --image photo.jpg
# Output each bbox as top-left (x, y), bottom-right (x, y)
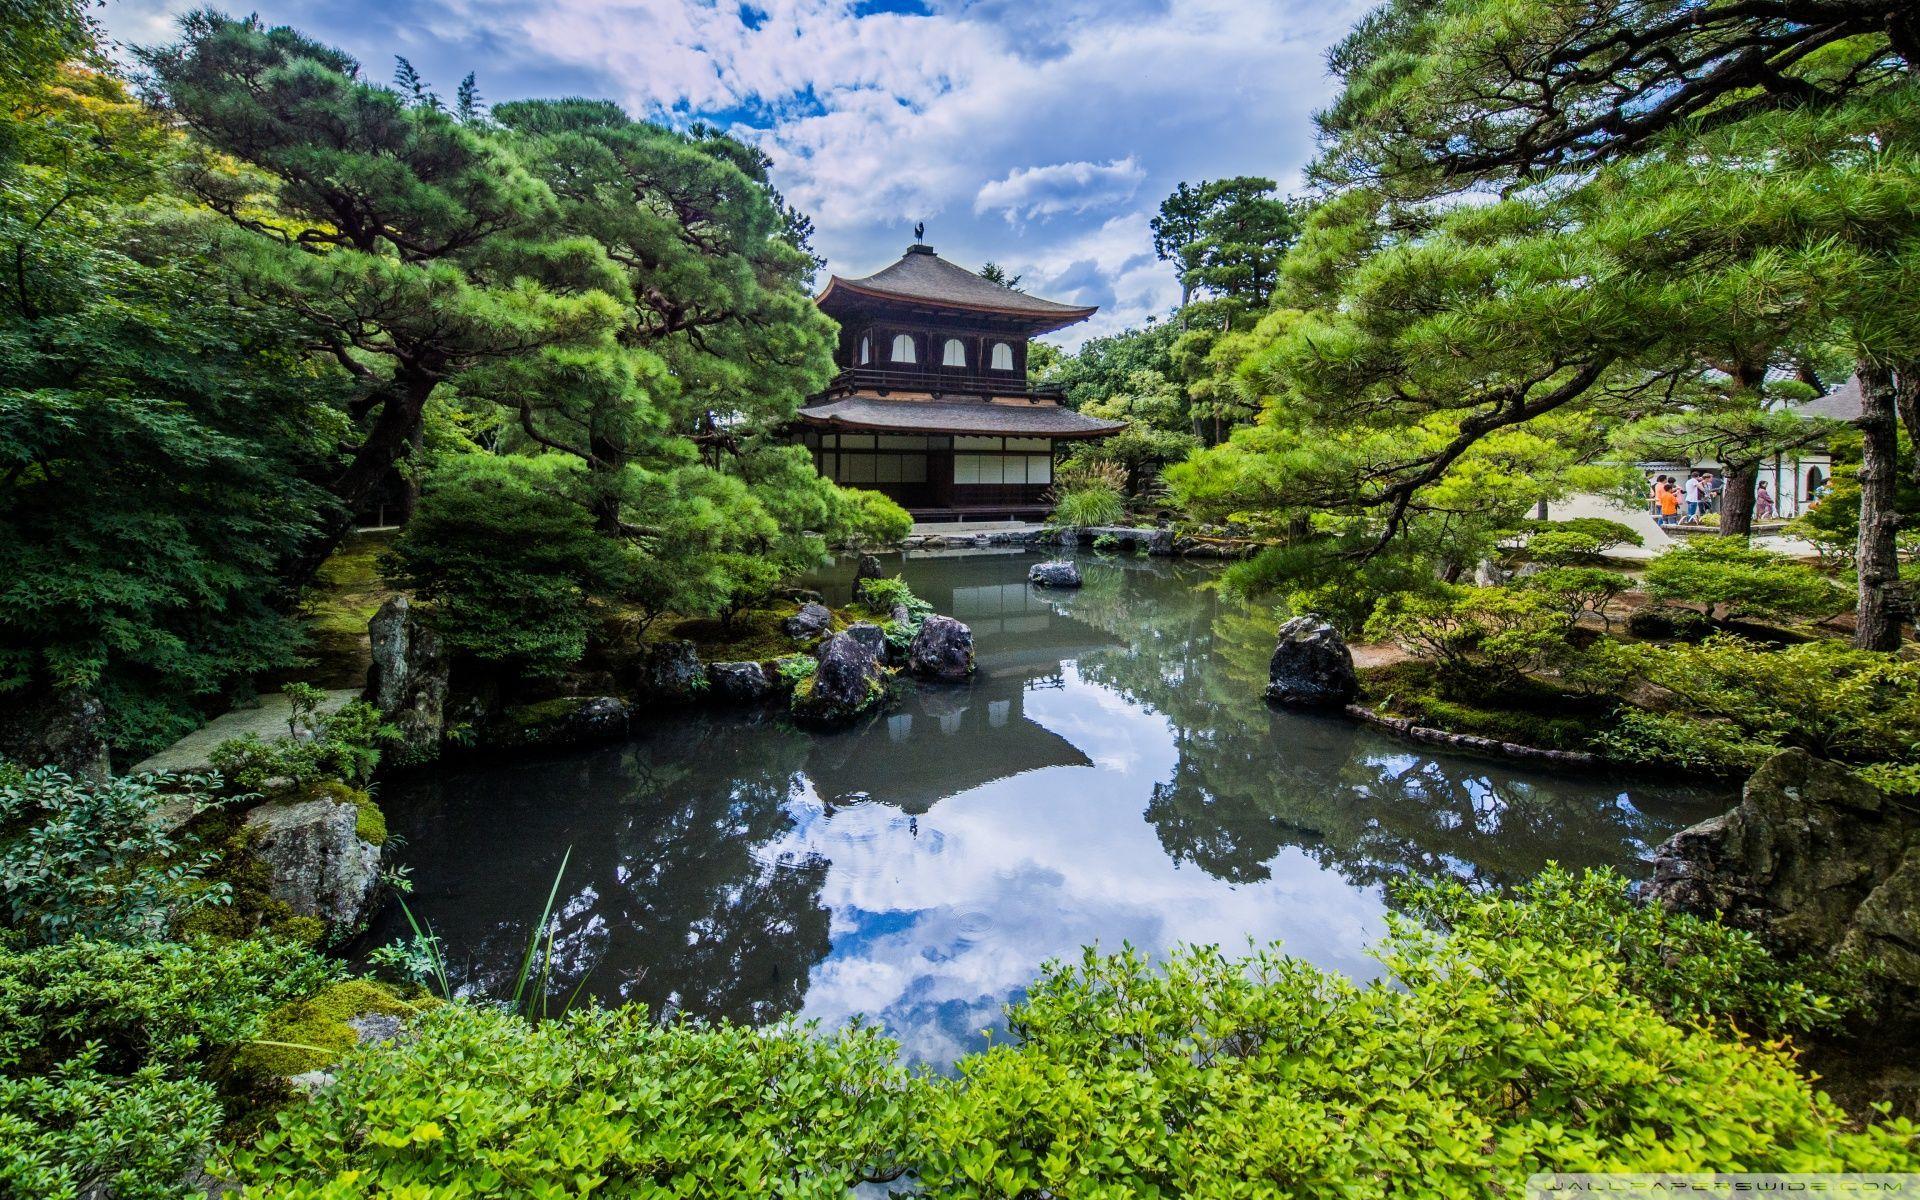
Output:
top-left (1683, 472), bottom-right (1704, 522)
top-left (1656, 476), bottom-right (1681, 526)
top-left (1755, 481), bottom-right (1777, 522)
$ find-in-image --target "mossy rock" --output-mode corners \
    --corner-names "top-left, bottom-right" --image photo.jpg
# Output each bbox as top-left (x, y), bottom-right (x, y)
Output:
top-left (234, 978), bottom-right (423, 1077)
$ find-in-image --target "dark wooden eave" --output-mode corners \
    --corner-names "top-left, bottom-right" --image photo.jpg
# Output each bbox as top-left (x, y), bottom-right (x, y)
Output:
top-left (796, 396), bottom-right (1125, 440)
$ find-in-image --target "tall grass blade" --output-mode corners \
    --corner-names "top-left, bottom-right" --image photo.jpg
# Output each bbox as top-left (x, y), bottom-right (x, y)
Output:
top-left (511, 845), bottom-right (571, 1017)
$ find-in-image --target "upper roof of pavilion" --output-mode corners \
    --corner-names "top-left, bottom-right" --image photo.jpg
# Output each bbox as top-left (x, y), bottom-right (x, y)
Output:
top-left (815, 243), bottom-right (1098, 335)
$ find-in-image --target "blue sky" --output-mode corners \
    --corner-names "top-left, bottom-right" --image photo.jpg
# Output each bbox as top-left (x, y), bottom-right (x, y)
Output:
top-left (100, 0), bottom-right (1372, 348)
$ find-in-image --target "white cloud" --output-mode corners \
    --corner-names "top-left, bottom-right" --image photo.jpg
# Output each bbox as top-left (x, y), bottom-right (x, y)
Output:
top-left (99, 0), bottom-right (1374, 349)
top-left (974, 156), bottom-right (1144, 223)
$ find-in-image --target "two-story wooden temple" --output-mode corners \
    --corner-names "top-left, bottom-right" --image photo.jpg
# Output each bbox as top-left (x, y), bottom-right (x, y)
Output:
top-left (795, 242), bottom-right (1123, 521)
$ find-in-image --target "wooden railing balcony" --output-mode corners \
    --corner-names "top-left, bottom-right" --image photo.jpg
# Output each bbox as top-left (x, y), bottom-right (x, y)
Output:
top-left (824, 366), bottom-right (1066, 402)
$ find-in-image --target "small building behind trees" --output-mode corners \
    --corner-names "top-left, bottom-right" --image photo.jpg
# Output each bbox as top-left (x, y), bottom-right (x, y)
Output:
top-left (795, 242), bottom-right (1122, 521)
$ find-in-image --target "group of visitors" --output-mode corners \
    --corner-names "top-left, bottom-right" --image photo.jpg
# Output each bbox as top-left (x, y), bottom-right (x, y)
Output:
top-left (1649, 471), bottom-right (1724, 526)
top-left (1649, 469), bottom-right (1783, 526)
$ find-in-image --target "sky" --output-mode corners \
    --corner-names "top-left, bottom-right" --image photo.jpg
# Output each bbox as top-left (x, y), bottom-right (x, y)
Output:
top-left (99, 0), bottom-right (1373, 349)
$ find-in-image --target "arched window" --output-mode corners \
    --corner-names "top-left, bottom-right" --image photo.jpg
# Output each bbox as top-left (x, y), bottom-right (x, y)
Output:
top-left (942, 338), bottom-right (966, 368)
top-left (857, 334), bottom-right (871, 365)
top-left (890, 333), bottom-right (916, 364)
top-left (989, 342), bottom-right (1014, 371)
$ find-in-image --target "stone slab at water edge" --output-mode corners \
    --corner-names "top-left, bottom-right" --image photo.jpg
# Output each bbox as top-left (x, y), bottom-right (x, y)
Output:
top-left (1265, 615), bottom-right (1359, 709)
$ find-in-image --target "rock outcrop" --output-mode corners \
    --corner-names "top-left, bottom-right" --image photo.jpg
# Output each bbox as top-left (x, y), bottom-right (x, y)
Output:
top-left (782, 602), bottom-right (835, 641)
top-left (0, 687), bottom-right (110, 782)
top-left (854, 554), bottom-right (885, 586)
top-left (1264, 615), bottom-right (1359, 709)
top-left (790, 631), bottom-right (885, 727)
top-left (242, 794), bottom-right (383, 941)
top-left (907, 614), bottom-right (975, 682)
top-left (628, 640), bottom-right (705, 707)
top-left (707, 661), bottom-right (775, 704)
top-left (480, 696), bottom-right (633, 750)
top-left (1028, 560), bottom-right (1083, 589)
top-left (364, 596), bottom-right (449, 766)
top-left (1649, 749), bottom-right (1920, 1023)
top-left (844, 621), bottom-right (888, 662)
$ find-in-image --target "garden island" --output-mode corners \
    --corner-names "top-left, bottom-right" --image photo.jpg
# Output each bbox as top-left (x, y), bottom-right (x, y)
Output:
top-left (4, 1), bottom-right (1920, 1196)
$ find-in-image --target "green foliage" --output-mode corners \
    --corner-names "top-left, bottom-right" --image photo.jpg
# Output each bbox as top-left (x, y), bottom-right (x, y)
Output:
top-left (1397, 867), bottom-right (1855, 1036)
top-left (1643, 539), bottom-right (1848, 623)
top-left (1527, 517), bottom-right (1643, 554)
top-left (1516, 565), bottom-right (1634, 632)
top-left (775, 654), bottom-right (817, 688)
top-left (833, 487), bottom-right (912, 549)
top-left (0, 769), bottom-right (231, 944)
top-left (1364, 585), bottom-right (1573, 683)
top-left (391, 455), bottom-right (618, 676)
top-left (0, 935), bottom-right (336, 1200)
top-left (208, 702), bottom-right (396, 793)
top-left (857, 575), bottom-right (933, 650)
top-left (1603, 635), bottom-right (1920, 771)
top-left (1, 64), bottom-right (335, 755)
top-left (229, 1004), bottom-right (923, 1198)
top-left (1048, 485), bottom-right (1126, 530)
top-left (1042, 323), bottom-right (1178, 412)
top-left (918, 886), bottom-right (1917, 1197)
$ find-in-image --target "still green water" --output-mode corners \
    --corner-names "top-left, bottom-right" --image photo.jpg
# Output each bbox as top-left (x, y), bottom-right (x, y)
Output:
top-left (361, 549), bottom-right (1731, 1065)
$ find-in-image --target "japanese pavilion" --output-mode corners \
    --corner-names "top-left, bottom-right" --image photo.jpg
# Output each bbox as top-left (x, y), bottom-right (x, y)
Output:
top-left (795, 241), bottom-right (1123, 521)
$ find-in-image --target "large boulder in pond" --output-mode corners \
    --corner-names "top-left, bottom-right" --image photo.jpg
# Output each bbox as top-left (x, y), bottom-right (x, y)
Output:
top-left (1649, 749), bottom-right (1920, 1024)
top-left (707, 661), bottom-right (775, 705)
top-left (844, 622), bottom-right (888, 662)
top-left (242, 791), bottom-right (383, 942)
top-left (907, 615), bottom-right (975, 682)
top-left (0, 687), bottom-right (110, 782)
top-left (1264, 615), bottom-right (1358, 709)
top-left (854, 554), bottom-right (885, 586)
top-left (783, 602), bottom-right (835, 641)
top-left (364, 596), bottom-right (449, 767)
top-left (790, 632), bottom-right (885, 727)
top-left (1028, 560), bottom-right (1082, 589)
top-left (628, 640), bottom-right (705, 707)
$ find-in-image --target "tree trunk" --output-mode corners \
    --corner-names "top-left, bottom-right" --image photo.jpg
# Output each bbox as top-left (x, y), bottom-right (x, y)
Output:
top-left (589, 430), bottom-right (624, 537)
top-left (1896, 369), bottom-right (1920, 491)
top-left (1719, 459), bottom-right (1757, 537)
top-left (1854, 361), bottom-right (1905, 650)
top-left (291, 368), bottom-right (439, 586)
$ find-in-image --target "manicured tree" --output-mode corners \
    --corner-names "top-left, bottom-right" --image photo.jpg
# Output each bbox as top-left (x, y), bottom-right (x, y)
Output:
top-left (487, 98), bottom-right (836, 537)
top-left (1, 63), bottom-right (337, 754)
top-left (1311, 0), bottom-right (1919, 644)
top-left (138, 14), bottom-right (622, 579)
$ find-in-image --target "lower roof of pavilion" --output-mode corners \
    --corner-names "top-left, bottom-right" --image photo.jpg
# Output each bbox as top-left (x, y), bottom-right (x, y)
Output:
top-left (795, 396), bottom-right (1124, 440)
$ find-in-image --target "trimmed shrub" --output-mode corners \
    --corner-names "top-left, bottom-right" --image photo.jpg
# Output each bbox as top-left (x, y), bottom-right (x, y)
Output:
top-left (228, 1005), bottom-right (924, 1198)
top-left (917, 887), bottom-right (1916, 1198)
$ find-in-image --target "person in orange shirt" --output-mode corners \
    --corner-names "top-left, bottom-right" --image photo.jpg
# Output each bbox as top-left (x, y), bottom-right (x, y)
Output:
top-left (1655, 476), bottom-right (1680, 525)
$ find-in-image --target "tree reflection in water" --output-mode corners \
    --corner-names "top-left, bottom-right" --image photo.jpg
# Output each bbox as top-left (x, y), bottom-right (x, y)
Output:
top-left (362, 550), bottom-right (1731, 1065)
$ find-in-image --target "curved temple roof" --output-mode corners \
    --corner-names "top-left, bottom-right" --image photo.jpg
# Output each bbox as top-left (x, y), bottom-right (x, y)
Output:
top-left (797, 396), bottom-right (1124, 439)
top-left (815, 244), bottom-right (1098, 334)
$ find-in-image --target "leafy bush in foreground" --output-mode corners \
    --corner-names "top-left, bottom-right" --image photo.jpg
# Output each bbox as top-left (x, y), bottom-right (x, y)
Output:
top-left (231, 869), bottom-right (1915, 1198)
top-left (230, 1006), bottom-right (922, 1198)
top-left (1397, 866), bottom-right (1856, 1035)
top-left (919, 916), bottom-right (1915, 1198)
top-left (0, 768), bottom-right (231, 944)
top-left (0, 936), bottom-right (336, 1200)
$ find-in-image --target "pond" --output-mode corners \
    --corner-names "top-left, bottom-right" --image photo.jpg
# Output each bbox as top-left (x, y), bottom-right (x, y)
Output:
top-left (359, 549), bottom-right (1732, 1067)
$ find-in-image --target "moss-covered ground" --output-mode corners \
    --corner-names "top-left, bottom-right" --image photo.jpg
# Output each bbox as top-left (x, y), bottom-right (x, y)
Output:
top-left (297, 530), bottom-right (400, 689)
top-left (1359, 660), bottom-right (1620, 753)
